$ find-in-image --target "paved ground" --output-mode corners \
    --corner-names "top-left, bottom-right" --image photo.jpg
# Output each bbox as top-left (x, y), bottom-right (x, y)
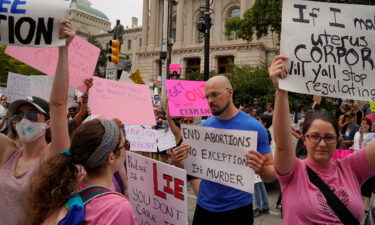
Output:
top-left (186, 181), bottom-right (283, 225)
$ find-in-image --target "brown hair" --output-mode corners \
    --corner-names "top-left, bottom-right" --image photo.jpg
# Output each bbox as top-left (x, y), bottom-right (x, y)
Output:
top-left (21, 119), bottom-right (121, 225)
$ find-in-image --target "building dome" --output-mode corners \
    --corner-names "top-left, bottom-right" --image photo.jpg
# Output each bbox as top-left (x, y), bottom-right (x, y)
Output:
top-left (71, 1), bottom-right (109, 21)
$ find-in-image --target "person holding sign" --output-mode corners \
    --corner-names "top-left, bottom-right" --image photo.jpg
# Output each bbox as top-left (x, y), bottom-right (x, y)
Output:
top-left (269, 55), bottom-right (375, 225)
top-left (172, 75), bottom-right (276, 225)
top-left (0, 20), bottom-right (74, 225)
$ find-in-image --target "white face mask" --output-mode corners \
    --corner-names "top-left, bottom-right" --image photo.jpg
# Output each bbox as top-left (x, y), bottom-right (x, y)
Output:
top-left (16, 119), bottom-right (46, 143)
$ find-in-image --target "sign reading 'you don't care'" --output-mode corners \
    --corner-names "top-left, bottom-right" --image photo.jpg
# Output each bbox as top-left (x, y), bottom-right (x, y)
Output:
top-left (280, 0), bottom-right (375, 101)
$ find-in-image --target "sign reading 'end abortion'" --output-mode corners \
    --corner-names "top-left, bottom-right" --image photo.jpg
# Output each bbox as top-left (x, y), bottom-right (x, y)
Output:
top-left (280, 0), bottom-right (375, 101)
top-left (0, 0), bottom-right (70, 47)
top-left (182, 125), bottom-right (258, 193)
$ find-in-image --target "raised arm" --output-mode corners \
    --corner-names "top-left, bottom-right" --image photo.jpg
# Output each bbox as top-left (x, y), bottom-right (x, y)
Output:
top-left (269, 55), bottom-right (296, 175)
top-left (46, 20), bottom-right (75, 160)
top-left (72, 78), bottom-right (93, 127)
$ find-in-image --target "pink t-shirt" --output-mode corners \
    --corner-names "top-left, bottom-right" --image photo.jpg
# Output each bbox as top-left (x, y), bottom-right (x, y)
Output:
top-left (278, 149), bottom-right (375, 225)
top-left (79, 180), bottom-right (137, 225)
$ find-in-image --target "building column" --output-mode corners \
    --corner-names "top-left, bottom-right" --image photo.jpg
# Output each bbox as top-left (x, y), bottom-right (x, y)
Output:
top-left (142, 0), bottom-right (149, 51)
top-left (241, 0), bottom-right (249, 17)
top-left (185, 0), bottom-right (193, 44)
top-left (213, 1), bottom-right (223, 43)
top-left (175, 0), bottom-right (184, 48)
top-left (148, 0), bottom-right (158, 49)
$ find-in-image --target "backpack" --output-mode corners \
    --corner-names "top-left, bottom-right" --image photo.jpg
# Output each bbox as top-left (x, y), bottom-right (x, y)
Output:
top-left (42, 186), bottom-right (120, 225)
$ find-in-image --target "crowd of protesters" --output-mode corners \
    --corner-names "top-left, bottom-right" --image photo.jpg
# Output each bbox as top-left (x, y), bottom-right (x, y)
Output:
top-left (1, 21), bottom-right (375, 225)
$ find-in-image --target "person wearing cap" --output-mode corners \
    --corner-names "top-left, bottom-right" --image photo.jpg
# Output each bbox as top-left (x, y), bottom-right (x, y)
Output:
top-left (342, 113), bottom-right (360, 149)
top-left (0, 20), bottom-right (75, 225)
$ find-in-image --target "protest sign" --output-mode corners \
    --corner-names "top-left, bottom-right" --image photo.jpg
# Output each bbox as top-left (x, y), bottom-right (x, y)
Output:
top-left (181, 125), bottom-right (257, 193)
top-left (166, 80), bottom-right (211, 117)
top-left (370, 102), bottom-right (375, 112)
top-left (5, 36), bottom-right (100, 92)
top-left (157, 130), bottom-right (177, 152)
top-left (280, 0), bottom-right (375, 101)
top-left (0, 0), bottom-right (70, 47)
top-left (129, 69), bottom-right (145, 84)
top-left (125, 125), bottom-right (158, 152)
top-left (169, 64), bottom-right (180, 72)
top-left (90, 77), bottom-right (156, 125)
top-left (7, 72), bottom-right (75, 103)
top-left (0, 87), bottom-right (7, 97)
top-left (127, 152), bottom-right (187, 225)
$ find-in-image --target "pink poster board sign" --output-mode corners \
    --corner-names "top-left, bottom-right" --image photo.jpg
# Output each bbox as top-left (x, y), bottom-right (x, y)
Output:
top-left (169, 64), bottom-right (181, 72)
top-left (91, 77), bottom-right (156, 126)
top-left (166, 80), bottom-right (212, 117)
top-left (5, 36), bottom-right (100, 93)
top-left (333, 149), bottom-right (352, 160)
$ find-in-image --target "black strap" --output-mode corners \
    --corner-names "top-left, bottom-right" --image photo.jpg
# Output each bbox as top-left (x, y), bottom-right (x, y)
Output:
top-left (306, 166), bottom-right (359, 225)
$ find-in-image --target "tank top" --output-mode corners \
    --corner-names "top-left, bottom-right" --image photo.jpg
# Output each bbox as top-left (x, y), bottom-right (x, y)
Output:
top-left (0, 148), bottom-right (44, 225)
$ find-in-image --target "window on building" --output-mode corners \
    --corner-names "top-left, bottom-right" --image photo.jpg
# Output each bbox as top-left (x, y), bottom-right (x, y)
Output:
top-left (185, 58), bottom-right (201, 74)
top-left (139, 38), bottom-right (142, 47)
top-left (217, 56), bottom-right (234, 74)
top-left (171, 16), bottom-right (176, 43)
top-left (226, 8), bottom-right (240, 40)
top-left (196, 15), bottom-right (204, 43)
top-left (127, 39), bottom-right (132, 50)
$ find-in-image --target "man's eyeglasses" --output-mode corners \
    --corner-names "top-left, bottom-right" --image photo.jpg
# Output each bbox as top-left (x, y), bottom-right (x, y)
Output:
top-left (305, 134), bottom-right (338, 144)
top-left (12, 111), bottom-right (42, 122)
top-left (204, 88), bottom-right (229, 100)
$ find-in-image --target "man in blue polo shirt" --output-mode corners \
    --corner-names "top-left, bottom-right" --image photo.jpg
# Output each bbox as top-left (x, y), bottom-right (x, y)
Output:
top-left (172, 75), bottom-right (276, 225)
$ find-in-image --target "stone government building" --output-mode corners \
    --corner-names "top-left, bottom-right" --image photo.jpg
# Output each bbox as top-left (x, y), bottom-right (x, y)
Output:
top-left (70, 0), bottom-right (277, 80)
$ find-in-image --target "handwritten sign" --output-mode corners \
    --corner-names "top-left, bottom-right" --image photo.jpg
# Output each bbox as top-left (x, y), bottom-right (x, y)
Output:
top-left (166, 80), bottom-right (211, 117)
top-left (182, 125), bottom-right (257, 193)
top-left (127, 152), bottom-right (187, 225)
top-left (5, 36), bottom-right (100, 92)
top-left (157, 130), bottom-right (177, 152)
top-left (90, 77), bottom-right (156, 126)
top-left (7, 72), bottom-right (75, 103)
top-left (125, 125), bottom-right (158, 152)
top-left (370, 102), bottom-right (375, 112)
top-left (169, 64), bottom-right (181, 72)
top-left (280, 0), bottom-right (375, 101)
top-left (0, 0), bottom-right (70, 47)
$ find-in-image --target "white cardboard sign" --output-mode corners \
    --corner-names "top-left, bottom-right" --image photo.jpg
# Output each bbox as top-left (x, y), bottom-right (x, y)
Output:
top-left (125, 125), bottom-right (158, 152)
top-left (280, 0), bottom-right (375, 101)
top-left (127, 152), bottom-right (188, 225)
top-left (181, 125), bottom-right (258, 193)
top-left (0, 0), bottom-right (70, 47)
top-left (157, 129), bottom-right (177, 152)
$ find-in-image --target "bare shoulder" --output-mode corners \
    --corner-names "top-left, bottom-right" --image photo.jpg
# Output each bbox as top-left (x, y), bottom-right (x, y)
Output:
top-left (0, 133), bottom-right (18, 168)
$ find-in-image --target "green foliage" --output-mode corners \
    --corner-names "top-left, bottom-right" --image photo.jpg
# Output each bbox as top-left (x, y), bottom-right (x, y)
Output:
top-left (87, 36), bottom-right (107, 77)
top-left (0, 45), bottom-right (43, 86)
top-left (184, 71), bottom-right (216, 81)
top-left (225, 0), bottom-right (375, 42)
top-left (224, 63), bottom-right (315, 108)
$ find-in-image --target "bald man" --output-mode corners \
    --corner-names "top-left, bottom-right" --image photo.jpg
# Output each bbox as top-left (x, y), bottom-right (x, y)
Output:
top-left (172, 75), bottom-right (276, 225)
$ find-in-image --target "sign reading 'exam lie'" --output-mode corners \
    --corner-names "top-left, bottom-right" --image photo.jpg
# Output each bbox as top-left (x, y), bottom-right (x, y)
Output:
top-left (166, 80), bottom-right (211, 117)
top-left (182, 125), bottom-right (257, 193)
top-left (280, 0), bottom-right (375, 101)
top-left (127, 152), bottom-right (187, 225)
top-left (0, 0), bottom-right (70, 47)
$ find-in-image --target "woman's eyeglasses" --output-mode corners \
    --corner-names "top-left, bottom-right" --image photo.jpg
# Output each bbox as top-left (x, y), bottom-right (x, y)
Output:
top-left (305, 134), bottom-right (338, 144)
top-left (69, 107), bottom-right (78, 112)
top-left (12, 111), bottom-right (41, 122)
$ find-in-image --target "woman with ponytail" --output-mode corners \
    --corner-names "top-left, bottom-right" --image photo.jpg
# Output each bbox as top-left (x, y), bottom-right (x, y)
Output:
top-left (24, 118), bottom-right (136, 225)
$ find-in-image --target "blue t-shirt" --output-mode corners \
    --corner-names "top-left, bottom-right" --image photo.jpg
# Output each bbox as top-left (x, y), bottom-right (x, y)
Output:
top-left (197, 111), bottom-right (271, 212)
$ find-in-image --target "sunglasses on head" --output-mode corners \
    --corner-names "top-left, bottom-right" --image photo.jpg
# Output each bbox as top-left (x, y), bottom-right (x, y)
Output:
top-left (12, 111), bottom-right (42, 122)
top-left (69, 107), bottom-right (78, 112)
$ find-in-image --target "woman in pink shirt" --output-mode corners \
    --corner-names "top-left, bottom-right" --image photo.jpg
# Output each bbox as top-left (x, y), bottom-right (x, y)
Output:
top-left (19, 23), bottom-right (136, 225)
top-left (269, 55), bottom-right (375, 225)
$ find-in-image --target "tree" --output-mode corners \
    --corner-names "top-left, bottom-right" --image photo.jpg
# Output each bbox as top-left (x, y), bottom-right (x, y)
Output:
top-left (225, 0), bottom-right (375, 42)
top-left (0, 45), bottom-right (43, 86)
top-left (87, 36), bottom-right (107, 78)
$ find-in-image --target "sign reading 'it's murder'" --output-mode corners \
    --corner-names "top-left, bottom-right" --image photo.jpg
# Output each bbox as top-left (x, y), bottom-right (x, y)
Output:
top-left (280, 0), bottom-right (375, 101)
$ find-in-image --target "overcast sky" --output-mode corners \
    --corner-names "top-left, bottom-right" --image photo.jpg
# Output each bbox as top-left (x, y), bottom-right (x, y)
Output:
top-left (89, 0), bottom-right (143, 28)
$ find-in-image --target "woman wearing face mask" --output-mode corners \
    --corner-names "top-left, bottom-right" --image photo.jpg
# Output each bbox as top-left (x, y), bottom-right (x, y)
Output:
top-left (0, 20), bottom-right (74, 225)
